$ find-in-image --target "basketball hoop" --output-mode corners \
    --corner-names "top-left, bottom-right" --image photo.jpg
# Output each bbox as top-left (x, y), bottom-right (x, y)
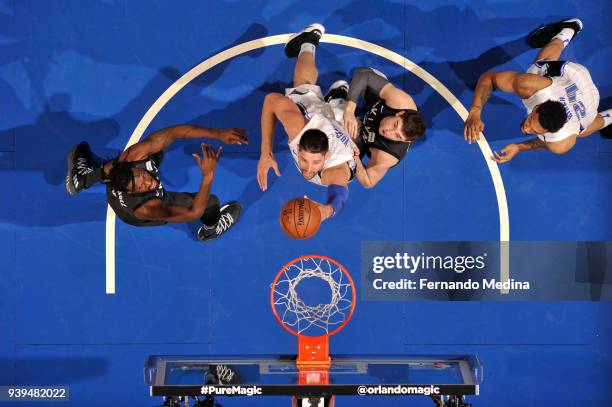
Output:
top-left (270, 255), bottom-right (356, 395)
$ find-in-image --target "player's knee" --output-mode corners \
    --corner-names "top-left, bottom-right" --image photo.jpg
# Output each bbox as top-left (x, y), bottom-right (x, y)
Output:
top-left (208, 194), bottom-right (220, 207)
top-left (293, 77), bottom-right (315, 87)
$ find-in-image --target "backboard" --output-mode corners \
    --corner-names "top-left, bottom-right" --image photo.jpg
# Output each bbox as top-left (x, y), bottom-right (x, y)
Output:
top-left (145, 354), bottom-right (482, 405)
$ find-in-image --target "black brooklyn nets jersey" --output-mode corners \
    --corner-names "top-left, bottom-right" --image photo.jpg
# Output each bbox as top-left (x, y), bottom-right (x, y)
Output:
top-left (106, 152), bottom-right (169, 227)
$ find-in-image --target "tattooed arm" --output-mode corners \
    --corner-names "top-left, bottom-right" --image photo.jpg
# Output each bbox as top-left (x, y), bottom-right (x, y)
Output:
top-left (464, 71), bottom-right (550, 144)
top-left (490, 136), bottom-right (575, 164)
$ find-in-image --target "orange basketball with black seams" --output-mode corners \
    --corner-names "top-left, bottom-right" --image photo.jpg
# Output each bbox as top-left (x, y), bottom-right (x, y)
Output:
top-left (279, 197), bottom-right (322, 239)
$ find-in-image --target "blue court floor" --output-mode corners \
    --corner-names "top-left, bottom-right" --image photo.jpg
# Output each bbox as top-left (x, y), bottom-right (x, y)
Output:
top-left (1, 1), bottom-right (611, 406)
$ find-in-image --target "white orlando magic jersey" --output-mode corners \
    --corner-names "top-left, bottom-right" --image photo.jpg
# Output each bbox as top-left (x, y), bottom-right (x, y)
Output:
top-left (524, 61), bottom-right (599, 142)
top-left (288, 114), bottom-right (357, 186)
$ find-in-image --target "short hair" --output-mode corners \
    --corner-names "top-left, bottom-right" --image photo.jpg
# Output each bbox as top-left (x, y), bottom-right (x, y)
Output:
top-left (108, 161), bottom-right (134, 192)
top-left (299, 129), bottom-right (329, 154)
top-left (537, 100), bottom-right (567, 133)
top-left (401, 110), bottom-right (426, 142)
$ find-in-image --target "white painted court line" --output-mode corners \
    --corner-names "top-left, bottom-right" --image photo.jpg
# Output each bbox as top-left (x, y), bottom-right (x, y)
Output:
top-left (105, 205), bottom-right (116, 294)
top-left (105, 33), bottom-right (510, 294)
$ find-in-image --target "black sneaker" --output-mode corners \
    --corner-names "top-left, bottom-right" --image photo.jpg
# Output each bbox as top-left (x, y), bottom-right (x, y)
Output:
top-left (324, 80), bottom-right (349, 102)
top-left (197, 201), bottom-right (242, 242)
top-left (65, 142), bottom-right (97, 196)
top-left (527, 18), bottom-right (583, 48)
top-left (600, 109), bottom-right (612, 139)
top-left (284, 23), bottom-right (325, 58)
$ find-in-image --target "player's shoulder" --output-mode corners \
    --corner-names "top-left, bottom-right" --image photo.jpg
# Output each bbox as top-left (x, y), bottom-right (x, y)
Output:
top-left (133, 198), bottom-right (166, 219)
top-left (546, 134), bottom-right (577, 154)
top-left (512, 73), bottom-right (552, 99)
top-left (321, 162), bottom-right (351, 185)
top-left (381, 85), bottom-right (416, 110)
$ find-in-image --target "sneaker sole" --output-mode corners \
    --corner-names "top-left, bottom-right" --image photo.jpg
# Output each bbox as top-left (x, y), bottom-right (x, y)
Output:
top-left (65, 144), bottom-right (80, 196)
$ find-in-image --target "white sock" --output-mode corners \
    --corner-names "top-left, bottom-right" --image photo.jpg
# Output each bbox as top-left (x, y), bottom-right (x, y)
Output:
top-left (552, 28), bottom-right (575, 48)
top-left (299, 43), bottom-right (316, 57)
top-left (600, 109), bottom-right (612, 128)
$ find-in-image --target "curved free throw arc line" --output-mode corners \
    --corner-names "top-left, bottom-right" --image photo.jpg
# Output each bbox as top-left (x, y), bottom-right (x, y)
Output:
top-left (105, 33), bottom-right (510, 294)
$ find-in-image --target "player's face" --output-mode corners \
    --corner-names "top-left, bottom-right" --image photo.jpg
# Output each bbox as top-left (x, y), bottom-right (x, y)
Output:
top-left (128, 168), bottom-right (158, 193)
top-left (521, 108), bottom-right (547, 135)
top-left (297, 150), bottom-right (327, 180)
top-left (378, 113), bottom-right (407, 141)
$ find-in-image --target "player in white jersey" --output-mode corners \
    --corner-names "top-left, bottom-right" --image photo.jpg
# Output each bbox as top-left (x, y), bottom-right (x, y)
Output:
top-left (464, 18), bottom-right (612, 163)
top-left (257, 24), bottom-right (356, 220)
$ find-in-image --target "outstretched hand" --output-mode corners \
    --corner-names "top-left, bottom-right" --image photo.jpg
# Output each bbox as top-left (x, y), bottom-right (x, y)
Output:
top-left (192, 143), bottom-right (222, 178)
top-left (464, 111), bottom-right (485, 144)
top-left (344, 111), bottom-right (359, 139)
top-left (257, 153), bottom-right (281, 191)
top-left (490, 144), bottom-right (519, 164)
top-left (216, 128), bottom-right (248, 145)
top-left (304, 195), bottom-right (333, 221)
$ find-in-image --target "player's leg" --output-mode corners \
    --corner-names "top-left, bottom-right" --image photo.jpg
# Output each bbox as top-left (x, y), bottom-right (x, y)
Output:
top-left (325, 80), bottom-right (350, 123)
top-left (534, 38), bottom-right (565, 63)
top-left (578, 109), bottom-right (612, 139)
top-left (285, 24), bottom-right (325, 87)
top-left (65, 142), bottom-right (107, 195)
top-left (527, 18), bottom-right (583, 62)
top-left (294, 51), bottom-right (318, 87)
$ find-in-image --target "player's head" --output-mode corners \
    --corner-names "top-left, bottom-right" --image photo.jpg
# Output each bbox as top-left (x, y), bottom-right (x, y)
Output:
top-left (297, 129), bottom-right (330, 180)
top-left (379, 110), bottom-right (426, 142)
top-left (521, 100), bottom-right (567, 134)
top-left (108, 162), bottom-right (158, 194)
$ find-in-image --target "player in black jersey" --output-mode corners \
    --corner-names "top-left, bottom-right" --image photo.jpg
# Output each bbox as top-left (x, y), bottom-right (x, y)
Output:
top-left (65, 125), bottom-right (247, 242)
top-left (343, 67), bottom-right (426, 188)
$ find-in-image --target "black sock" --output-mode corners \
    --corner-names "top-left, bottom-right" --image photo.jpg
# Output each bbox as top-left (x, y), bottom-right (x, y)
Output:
top-left (84, 166), bottom-right (106, 188)
top-left (200, 199), bottom-right (221, 225)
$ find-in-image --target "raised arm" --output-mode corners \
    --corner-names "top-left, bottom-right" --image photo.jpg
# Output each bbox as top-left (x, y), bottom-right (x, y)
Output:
top-left (352, 148), bottom-right (397, 189)
top-left (309, 163), bottom-right (352, 221)
top-left (134, 144), bottom-right (220, 222)
top-left (344, 67), bottom-right (415, 138)
top-left (464, 71), bottom-right (551, 143)
top-left (257, 93), bottom-right (306, 191)
top-left (491, 135), bottom-right (577, 164)
top-left (121, 125), bottom-right (247, 162)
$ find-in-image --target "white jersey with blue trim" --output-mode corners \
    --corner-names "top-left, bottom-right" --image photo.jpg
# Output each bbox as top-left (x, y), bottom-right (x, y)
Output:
top-left (288, 114), bottom-right (357, 186)
top-left (523, 61), bottom-right (599, 142)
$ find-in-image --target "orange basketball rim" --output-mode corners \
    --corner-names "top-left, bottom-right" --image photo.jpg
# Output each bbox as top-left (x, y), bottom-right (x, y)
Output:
top-left (270, 255), bottom-right (356, 390)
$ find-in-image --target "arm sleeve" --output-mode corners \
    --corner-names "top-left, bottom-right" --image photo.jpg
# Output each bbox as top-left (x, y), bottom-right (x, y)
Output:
top-left (347, 67), bottom-right (390, 104)
top-left (326, 184), bottom-right (349, 217)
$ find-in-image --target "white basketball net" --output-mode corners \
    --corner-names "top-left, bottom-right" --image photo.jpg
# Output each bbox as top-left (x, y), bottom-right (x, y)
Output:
top-left (272, 257), bottom-right (354, 336)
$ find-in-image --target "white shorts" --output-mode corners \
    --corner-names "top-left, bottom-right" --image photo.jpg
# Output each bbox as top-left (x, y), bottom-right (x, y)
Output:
top-left (285, 84), bottom-right (346, 123)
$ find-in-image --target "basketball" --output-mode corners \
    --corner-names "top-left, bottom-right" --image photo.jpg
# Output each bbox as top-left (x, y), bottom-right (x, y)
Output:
top-left (279, 198), bottom-right (322, 239)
